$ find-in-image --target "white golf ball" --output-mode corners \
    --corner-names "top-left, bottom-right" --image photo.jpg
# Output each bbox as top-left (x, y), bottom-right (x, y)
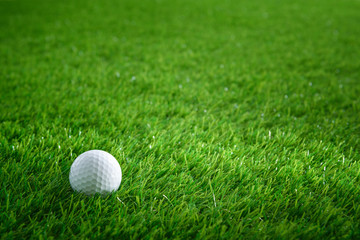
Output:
top-left (69, 150), bottom-right (122, 195)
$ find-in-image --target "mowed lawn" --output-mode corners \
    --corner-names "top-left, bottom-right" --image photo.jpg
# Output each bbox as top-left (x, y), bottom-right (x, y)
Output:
top-left (1, 0), bottom-right (360, 239)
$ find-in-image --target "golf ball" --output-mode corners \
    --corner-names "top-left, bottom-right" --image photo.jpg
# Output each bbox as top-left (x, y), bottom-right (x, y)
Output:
top-left (69, 150), bottom-right (122, 195)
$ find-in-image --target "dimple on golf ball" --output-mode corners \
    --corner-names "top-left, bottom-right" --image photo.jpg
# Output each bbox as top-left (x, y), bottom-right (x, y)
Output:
top-left (69, 150), bottom-right (122, 195)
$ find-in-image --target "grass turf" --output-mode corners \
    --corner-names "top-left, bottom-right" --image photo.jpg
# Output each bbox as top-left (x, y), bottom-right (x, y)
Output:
top-left (1, 0), bottom-right (360, 239)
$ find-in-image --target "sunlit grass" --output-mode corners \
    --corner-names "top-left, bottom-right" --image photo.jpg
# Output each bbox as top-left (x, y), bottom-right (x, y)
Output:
top-left (1, 0), bottom-right (360, 238)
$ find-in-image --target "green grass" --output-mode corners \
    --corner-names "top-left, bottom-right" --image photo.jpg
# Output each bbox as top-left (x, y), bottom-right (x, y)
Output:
top-left (1, 0), bottom-right (360, 238)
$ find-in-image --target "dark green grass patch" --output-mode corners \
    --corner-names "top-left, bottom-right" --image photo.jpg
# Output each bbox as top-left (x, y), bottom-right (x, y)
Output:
top-left (1, 0), bottom-right (360, 239)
